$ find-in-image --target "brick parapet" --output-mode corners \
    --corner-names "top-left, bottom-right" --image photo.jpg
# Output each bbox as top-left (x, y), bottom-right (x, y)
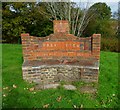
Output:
top-left (21, 34), bottom-right (101, 61)
top-left (53, 20), bottom-right (69, 34)
top-left (92, 34), bottom-right (101, 59)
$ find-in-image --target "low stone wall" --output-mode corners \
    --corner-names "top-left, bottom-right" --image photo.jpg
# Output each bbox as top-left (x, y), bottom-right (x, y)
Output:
top-left (22, 64), bottom-right (99, 84)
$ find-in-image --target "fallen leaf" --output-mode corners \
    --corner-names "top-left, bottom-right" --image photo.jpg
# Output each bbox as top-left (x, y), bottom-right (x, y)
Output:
top-left (80, 104), bottom-right (83, 108)
top-left (3, 94), bottom-right (6, 97)
top-left (68, 100), bottom-right (71, 102)
top-left (56, 96), bottom-right (62, 102)
top-left (29, 87), bottom-right (34, 91)
top-left (73, 105), bottom-right (77, 108)
top-left (112, 94), bottom-right (115, 96)
top-left (33, 92), bottom-right (36, 94)
top-left (13, 84), bottom-right (17, 88)
top-left (9, 89), bottom-right (11, 92)
top-left (43, 104), bottom-right (49, 108)
top-left (3, 87), bottom-right (8, 90)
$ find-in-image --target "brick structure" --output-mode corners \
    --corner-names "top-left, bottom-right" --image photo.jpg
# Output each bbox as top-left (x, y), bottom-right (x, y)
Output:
top-left (21, 20), bottom-right (101, 84)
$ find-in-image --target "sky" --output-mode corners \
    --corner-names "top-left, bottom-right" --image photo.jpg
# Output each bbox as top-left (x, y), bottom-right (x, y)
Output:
top-left (107, 2), bottom-right (118, 13)
top-left (40, 0), bottom-right (119, 12)
top-left (39, 0), bottom-right (119, 13)
top-left (72, 0), bottom-right (119, 13)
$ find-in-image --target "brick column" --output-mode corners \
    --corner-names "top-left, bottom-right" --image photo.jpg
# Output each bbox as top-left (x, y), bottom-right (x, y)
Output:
top-left (53, 20), bottom-right (69, 34)
top-left (21, 33), bottom-right (32, 61)
top-left (92, 34), bottom-right (101, 59)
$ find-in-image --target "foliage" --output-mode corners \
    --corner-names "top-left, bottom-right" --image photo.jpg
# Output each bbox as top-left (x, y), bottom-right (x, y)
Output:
top-left (89, 2), bottom-right (112, 20)
top-left (2, 44), bottom-right (119, 108)
top-left (101, 37), bottom-right (119, 52)
top-left (82, 2), bottom-right (116, 38)
top-left (2, 2), bottom-right (119, 53)
top-left (2, 2), bottom-right (53, 43)
top-left (2, 3), bottom-right (29, 43)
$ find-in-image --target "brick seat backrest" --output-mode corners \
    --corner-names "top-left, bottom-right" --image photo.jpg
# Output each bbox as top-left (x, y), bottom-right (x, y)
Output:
top-left (21, 20), bottom-right (101, 62)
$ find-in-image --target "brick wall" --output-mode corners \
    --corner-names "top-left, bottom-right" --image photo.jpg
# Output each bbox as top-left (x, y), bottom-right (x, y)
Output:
top-left (21, 20), bottom-right (101, 84)
top-left (21, 34), bottom-right (100, 61)
top-left (53, 20), bottom-right (69, 33)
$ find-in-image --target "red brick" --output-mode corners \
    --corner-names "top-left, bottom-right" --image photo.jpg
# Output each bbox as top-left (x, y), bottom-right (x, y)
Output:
top-left (21, 26), bottom-right (101, 62)
top-left (21, 33), bottom-right (29, 37)
top-left (53, 20), bottom-right (69, 33)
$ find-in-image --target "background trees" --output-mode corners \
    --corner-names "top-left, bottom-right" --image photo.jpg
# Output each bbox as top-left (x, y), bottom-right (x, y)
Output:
top-left (2, 2), bottom-right (119, 52)
top-left (3, 3), bottom-right (29, 43)
top-left (83, 3), bottom-right (112, 36)
top-left (2, 2), bottom-right (53, 43)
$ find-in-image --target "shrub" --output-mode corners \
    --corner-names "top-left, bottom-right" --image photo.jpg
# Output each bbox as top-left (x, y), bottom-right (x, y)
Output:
top-left (101, 37), bottom-right (119, 52)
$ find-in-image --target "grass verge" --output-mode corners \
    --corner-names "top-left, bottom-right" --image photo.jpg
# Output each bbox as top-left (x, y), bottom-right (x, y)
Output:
top-left (2, 44), bottom-right (119, 108)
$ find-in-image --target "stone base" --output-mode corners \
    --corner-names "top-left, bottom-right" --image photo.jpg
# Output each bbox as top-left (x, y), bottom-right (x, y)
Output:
top-left (35, 84), bottom-right (60, 90)
top-left (80, 85), bottom-right (97, 93)
top-left (34, 84), bottom-right (77, 90)
top-left (22, 63), bottom-right (99, 84)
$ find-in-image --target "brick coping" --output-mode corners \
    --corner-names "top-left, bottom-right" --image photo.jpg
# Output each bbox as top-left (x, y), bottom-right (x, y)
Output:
top-left (22, 64), bottom-right (99, 70)
top-left (22, 61), bottom-right (99, 70)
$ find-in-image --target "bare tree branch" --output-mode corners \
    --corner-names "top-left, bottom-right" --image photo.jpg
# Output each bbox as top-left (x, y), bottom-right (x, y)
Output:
top-left (39, 0), bottom-right (94, 37)
top-left (77, 1), bottom-right (90, 37)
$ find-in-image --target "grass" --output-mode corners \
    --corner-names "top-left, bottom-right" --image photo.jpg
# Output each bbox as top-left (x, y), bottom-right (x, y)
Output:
top-left (2, 44), bottom-right (119, 108)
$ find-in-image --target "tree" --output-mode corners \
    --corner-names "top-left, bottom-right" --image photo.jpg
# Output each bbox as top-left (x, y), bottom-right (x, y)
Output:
top-left (41, 1), bottom-right (93, 37)
top-left (82, 2), bottom-right (114, 37)
top-left (2, 3), bottom-right (30, 43)
top-left (2, 2), bottom-right (53, 43)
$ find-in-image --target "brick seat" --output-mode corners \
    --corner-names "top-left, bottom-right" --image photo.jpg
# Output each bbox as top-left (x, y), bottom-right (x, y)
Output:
top-left (21, 20), bottom-right (101, 84)
top-left (22, 59), bottom-right (99, 67)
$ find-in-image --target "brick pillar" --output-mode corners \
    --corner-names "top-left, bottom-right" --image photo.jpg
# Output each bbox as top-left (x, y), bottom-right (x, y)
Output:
top-left (53, 20), bottom-right (69, 34)
top-left (92, 34), bottom-right (101, 59)
top-left (21, 33), bottom-right (32, 61)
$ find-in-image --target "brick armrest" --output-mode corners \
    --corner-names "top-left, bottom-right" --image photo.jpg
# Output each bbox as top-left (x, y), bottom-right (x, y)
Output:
top-left (21, 33), bottom-right (34, 61)
top-left (92, 34), bottom-right (101, 59)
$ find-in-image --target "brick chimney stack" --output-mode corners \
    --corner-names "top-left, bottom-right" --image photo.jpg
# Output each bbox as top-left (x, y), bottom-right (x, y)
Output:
top-left (53, 20), bottom-right (69, 34)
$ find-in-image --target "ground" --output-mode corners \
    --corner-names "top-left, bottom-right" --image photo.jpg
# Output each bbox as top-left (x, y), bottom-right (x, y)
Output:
top-left (2, 44), bottom-right (119, 108)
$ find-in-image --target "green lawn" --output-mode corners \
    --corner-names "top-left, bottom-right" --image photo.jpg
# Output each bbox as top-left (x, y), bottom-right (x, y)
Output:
top-left (2, 44), bottom-right (119, 108)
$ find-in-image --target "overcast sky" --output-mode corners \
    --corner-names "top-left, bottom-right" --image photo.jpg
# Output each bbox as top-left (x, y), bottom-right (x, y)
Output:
top-left (72, 0), bottom-right (119, 2)
top-left (72, 0), bottom-right (118, 13)
top-left (38, 0), bottom-right (118, 13)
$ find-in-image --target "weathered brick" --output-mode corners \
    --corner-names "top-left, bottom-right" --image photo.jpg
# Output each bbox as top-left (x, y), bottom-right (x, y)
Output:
top-left (21, 20), bottom-right (101, 85)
